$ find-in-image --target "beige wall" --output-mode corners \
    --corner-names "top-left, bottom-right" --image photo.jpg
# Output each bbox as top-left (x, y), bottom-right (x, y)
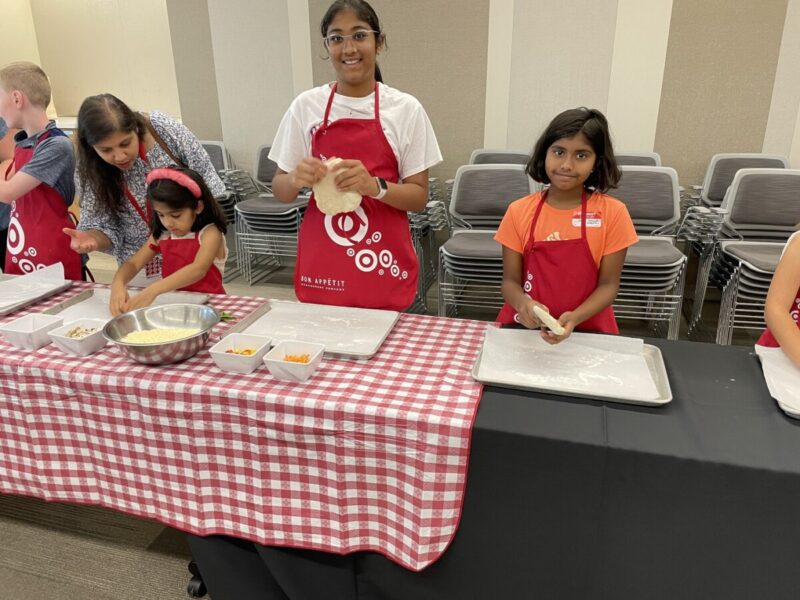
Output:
top-left (1, 0), bottom-right (56, 118)
top-left (166, 0), bottom-right (223, 140)
top-left (308, 0), bottom-right (489, 177)
top-left (506, 0), bottom-right (619, 153)
top-left (28, 0), bottom-right (181, 118)
top-left (654, 0), bottom-right (788, 184)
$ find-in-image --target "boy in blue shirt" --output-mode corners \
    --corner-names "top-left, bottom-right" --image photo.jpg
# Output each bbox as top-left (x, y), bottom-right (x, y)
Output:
top-left (0, 62), bottom-right (80, 278)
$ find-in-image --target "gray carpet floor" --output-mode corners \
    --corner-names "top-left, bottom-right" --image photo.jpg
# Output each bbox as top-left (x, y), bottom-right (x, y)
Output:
top-left (0, 494), bottom-right (193, 600)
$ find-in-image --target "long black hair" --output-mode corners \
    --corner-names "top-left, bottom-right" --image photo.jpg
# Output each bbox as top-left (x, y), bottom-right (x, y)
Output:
top-left (147, 167), bottom-right (227, 239)
top-left (321, 0), bottom-right (385, 83)
top-left (75, 94), bottom-right (147, 213)
top-left (527, 107), bottom-right (621, 193)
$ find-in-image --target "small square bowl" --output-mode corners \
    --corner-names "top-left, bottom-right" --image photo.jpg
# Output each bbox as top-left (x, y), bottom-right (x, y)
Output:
top-left (0, 313), bottom-right (63, 350)
top-left (209, 333), bottom-right (272, 374)
top-left (49, 319), bottom-right (108, 357)
top-left (263, 341), bottom-right (325, 383)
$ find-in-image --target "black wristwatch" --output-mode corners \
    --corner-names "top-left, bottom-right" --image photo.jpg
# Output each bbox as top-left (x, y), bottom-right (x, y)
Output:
top-left (374, 177), bottom-right (388, 200)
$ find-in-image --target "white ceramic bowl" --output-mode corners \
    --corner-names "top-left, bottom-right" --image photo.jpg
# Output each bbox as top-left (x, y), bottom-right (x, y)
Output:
top-left (209, 333), bottom-right (272, 374)
top-left (0, 313), bottom-right (63, 351)
top-left (49, 319), bottom-right (108, 357)
top-left (263, 341), bottom-right (325, 383)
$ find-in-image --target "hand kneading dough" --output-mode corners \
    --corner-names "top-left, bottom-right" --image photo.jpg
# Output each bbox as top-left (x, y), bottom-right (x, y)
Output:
top-left (313, 157), bottom-right (362, 215)
top-left (533, 305), bottom-right (566, 335)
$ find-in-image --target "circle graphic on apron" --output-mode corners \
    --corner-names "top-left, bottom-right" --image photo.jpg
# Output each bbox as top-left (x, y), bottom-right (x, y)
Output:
top-left (524, 280), bottom-right (532, 293)
top-left (18, 258), bottom-right (36, 273)
top-left (7, 217), bottom-right (25, 255)
top-left (379, 250), bottom-right (393, 268)
top-left (324, 207), bottom-right (369, 247)
top-left (28, 247), bottom-right (37, 257)
top-left (355, 249), bottom-right (378, 272)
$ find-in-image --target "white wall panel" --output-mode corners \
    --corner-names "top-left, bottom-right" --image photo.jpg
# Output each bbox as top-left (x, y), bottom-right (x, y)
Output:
top-left (506, 0), bottom-right (618, 151)
top-left (606, 0), bottom-right (672, 153)
top-left (764, 0), bottom-right (800, 163)
top-left (207, 0), bottom-right (296, 173)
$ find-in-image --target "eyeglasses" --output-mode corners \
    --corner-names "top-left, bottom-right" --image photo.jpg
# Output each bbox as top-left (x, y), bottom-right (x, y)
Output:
top-left (324, 30), bottom-right (379, 47)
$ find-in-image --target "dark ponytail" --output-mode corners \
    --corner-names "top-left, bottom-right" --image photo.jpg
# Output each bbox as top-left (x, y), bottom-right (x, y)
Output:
top-left (321, 0), bottom-right (385, 83)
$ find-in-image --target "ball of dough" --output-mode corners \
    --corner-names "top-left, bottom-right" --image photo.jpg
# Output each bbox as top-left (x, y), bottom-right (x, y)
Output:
top-left (313, 157), bottom-right (362, 215)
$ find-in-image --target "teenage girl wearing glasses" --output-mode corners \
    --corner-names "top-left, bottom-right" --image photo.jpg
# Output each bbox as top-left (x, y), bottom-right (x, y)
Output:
top-left (268, 0), bottom-right (441, 312)
top-left (186, 2), bottom-right (441, 598)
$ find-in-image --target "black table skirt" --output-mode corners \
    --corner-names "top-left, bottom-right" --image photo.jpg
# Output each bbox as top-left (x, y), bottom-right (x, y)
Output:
top-left (193, 339), bottom-right (800, 600)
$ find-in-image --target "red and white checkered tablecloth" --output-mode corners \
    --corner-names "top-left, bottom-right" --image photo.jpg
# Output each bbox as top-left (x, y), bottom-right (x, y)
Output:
top-left (0, 283), bottom-right (487, 570)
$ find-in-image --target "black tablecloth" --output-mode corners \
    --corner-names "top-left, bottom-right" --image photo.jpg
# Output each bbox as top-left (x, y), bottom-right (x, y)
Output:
top-left (194, 339), bottom-right (800, 599)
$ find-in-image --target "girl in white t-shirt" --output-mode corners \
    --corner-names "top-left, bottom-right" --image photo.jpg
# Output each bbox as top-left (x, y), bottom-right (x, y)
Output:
top-left (269, 0), bottom-right (442, 311)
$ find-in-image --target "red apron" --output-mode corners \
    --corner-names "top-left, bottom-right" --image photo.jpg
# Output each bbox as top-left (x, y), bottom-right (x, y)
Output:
top-left (496, 190), bottom-right (618, 333)
top-left (4, 128), bottom-right (82, 279)
top-left (155, 231), bottom-right (225, 294)
top-left (295, 82), bottom-right (418, 311)
top-left (756, 286), bottom-right (800, 346)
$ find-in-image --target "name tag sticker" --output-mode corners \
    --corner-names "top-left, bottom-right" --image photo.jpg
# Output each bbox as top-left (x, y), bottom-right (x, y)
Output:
top-left (572, 211), bottom-right (602, 228)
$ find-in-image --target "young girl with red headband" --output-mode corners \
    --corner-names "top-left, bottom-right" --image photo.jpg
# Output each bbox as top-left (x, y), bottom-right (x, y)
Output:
top-left (109, 167), bottom-right (227, 315)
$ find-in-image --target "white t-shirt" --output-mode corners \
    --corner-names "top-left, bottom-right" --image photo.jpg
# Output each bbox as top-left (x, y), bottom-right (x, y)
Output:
top-left (269, 82), bottom-right (442, 181)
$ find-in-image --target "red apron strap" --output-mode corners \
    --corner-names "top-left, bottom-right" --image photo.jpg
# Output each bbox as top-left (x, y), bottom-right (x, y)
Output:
top-left (124, 185), bottom-right (150, 226)
top-left (322, 83), bottom-right (338, 128)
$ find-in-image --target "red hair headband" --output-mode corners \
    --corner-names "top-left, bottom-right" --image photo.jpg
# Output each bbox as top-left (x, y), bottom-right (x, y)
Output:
top-left (146, 168), bottom-right (202, 199)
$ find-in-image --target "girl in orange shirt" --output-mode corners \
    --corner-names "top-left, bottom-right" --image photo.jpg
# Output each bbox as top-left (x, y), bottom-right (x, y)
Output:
top-left (495, 107), bottom-right (638, 343)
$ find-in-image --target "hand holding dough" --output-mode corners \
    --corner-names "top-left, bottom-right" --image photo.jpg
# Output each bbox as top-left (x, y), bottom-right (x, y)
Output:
top-left (533, 305), bottom-right (566, 335)
top-left (312, 157), bottom-right (362, 215)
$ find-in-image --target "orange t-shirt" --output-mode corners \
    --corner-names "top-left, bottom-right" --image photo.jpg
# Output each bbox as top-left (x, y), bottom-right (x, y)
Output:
top-left (495, 191), bottom-right (639, 267)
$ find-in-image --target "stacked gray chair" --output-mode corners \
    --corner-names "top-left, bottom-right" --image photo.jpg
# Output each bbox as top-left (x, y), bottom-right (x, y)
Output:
top-left (690, 153), bottom-right (789, 208)
top-left (615, 152), bottom-right (662, 167)
top-left (407, 179), bottom-right (451, 314)
top-left (216, 169), bottom-right (264, 282)
top-left (696, 168), bottom-right (800, 344)
top-left (611, 166), bottom-right (686, 339)
top-left (254, 144), bottom-right (279, 191)
top-left (680, 154), bottom-right (789, 324)
top-left (469, 149), bottom-right (530, 166)
top-left (438, 164), bottom-right (534, 317)
top-left (200, 141), bottom-right (234, 172)
top-left (235, 191), bottom-right (309, 285)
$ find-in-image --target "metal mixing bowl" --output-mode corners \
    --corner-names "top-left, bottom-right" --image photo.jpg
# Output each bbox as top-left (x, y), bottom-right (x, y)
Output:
top-left (103, 303), bottom-right (220, 365)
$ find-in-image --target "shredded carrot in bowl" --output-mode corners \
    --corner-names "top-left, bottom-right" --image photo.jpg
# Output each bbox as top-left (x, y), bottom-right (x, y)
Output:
top-left (283, 353), bottom-right (310, 364)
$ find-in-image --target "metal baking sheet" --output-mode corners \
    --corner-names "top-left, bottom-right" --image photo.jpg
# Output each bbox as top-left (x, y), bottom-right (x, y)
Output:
top-left (471, 330), bottom-right (672, 407)
top-left (42, 288), bottom-right (209, 323)
top-left (241, 299), bottom-right (400, 359)
top-left (0, 267), bottom-right (73, 317)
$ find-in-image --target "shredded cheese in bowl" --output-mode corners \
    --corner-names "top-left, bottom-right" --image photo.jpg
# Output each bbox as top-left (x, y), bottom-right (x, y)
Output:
top-left (120, 327), bottom-right (201, 344)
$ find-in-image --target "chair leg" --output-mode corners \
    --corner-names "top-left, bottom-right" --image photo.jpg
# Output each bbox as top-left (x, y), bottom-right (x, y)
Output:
top-left (689, 242), bottom-right (716, 330)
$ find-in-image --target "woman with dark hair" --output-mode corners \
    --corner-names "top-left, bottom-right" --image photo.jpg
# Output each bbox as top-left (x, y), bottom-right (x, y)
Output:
top-left (64, 94), bottom-right (224, 285)
top-left (495, 107), bottom-right (638, 341)
top-left (269, 0), bottom-right (442, 311)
